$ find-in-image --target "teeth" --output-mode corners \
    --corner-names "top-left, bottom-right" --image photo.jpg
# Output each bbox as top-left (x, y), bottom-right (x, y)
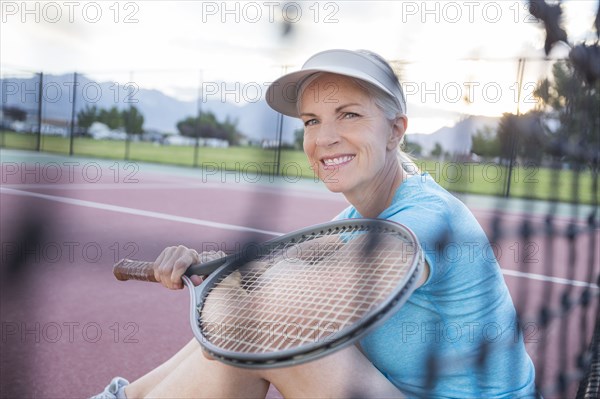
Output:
top-left (323, 155), bottom-right (354, 166)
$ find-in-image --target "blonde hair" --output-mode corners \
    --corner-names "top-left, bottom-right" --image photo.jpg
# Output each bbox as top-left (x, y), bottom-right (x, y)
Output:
top-left (296, 72), bottom-right (420, 175)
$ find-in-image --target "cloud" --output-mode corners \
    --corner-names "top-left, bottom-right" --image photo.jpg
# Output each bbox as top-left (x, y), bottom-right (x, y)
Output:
top-left (2, 0), bottom-right (597, 134)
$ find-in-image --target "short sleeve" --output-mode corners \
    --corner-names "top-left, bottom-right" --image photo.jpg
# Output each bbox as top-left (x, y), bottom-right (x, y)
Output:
top-left (386, 197), bottom-right (452, 287)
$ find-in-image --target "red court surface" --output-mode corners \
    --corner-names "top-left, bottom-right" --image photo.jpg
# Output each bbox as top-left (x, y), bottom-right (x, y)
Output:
top-left (1, 149), bottom-right (598, 398)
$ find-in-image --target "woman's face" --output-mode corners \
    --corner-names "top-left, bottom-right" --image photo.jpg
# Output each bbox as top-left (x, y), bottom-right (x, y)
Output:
top-left (299, 73), bottom-right (403, 196)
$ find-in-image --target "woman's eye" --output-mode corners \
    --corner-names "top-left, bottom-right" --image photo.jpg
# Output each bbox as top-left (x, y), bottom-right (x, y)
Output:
top-left (343, 112), bottom-right (359, 119)
top-left (304, 119), bottom-right (318, 127)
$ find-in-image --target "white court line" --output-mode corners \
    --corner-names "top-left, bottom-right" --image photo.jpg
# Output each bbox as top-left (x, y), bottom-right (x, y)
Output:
top-left (472, 207), bottom-right (592, 227)
top-left (0, 187), bottom-right (283, 237)
top-left (2, 187), bottom-right (597, 289)
top-left (502, 269), bottom-right (598, 289)
top-left (0, 181), bottom-right (344, 202)
top-left (0, 183), bottom-right (200, 190)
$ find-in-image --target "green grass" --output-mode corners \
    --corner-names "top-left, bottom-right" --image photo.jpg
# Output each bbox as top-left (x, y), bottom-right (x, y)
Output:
top-left (1, 131), bottom-right (597, 204)
top-left (1, 131), bottom-right (40, 150)
top-left (413, 160), bottom-right (598, 204)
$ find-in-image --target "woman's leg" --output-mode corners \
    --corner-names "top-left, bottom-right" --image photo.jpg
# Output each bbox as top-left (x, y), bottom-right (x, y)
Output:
top-left (125, 338), bottom-right (402, 399)
top-left (124, 339), bottom-right (269, 399)
top-left (262, 345), bottom-right (403, 398)
top-left (123, 339), bottom-right (198, 398)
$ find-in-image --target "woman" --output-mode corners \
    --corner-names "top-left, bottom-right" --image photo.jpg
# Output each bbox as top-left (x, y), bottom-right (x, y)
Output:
top-left (94, 49), bottom-right (537, 398)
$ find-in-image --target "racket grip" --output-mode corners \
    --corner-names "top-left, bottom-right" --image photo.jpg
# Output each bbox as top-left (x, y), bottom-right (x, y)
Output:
top-left (113, 259), bottom-right (158, 283)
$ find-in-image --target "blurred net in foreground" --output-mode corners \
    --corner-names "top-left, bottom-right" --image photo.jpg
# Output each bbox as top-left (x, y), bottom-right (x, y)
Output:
top-left (494, 2), bottom-right (599, 394)
top-left (447, 56), bottom-right (599, 397)
top-left (433, 56), bottom-right (599, 397)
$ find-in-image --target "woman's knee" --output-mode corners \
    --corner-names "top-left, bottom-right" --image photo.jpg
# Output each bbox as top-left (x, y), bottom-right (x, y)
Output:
top-left (257, 345), bottom-right (402, 398)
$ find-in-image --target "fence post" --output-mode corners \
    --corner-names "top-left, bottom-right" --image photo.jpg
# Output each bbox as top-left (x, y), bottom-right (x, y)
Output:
top-left (505, 58), bottom-right (525, 197)
top-left (274, 65), bottom-right (288, 177)
top-left (275, 111), bottom-right (284, 176)
top-left (124, 71), bottom-right (133, 161)
top-left (36, 72), bottom-right (43, 152)
top-left (0, 78), bottom-right (3, 147)
top-left (69, 72), bottom-right (77, 156)
top-left (194, 69), bottom-right (203, 168)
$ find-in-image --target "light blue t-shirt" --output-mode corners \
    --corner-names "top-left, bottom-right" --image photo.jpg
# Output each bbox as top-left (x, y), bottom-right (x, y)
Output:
top-left (334, 173), bottom-right (537, 398)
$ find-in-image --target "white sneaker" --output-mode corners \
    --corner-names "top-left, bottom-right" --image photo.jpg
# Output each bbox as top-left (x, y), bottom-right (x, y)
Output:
top-left (90, 376), bottom-right (129, 399)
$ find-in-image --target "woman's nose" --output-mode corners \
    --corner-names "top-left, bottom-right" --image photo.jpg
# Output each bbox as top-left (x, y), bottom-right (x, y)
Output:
top-left (315, 122), bottom-right (341, 147)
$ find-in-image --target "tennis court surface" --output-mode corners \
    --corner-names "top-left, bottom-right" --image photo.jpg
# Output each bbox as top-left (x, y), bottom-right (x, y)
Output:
top-left (1, 149), bottom-right (598, 398)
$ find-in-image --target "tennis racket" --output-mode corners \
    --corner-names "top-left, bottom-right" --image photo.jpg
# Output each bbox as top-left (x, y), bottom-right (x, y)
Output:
top-left (113, 218), bottom-right (424, 368)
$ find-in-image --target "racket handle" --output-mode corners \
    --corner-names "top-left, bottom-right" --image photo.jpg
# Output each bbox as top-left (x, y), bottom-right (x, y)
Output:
top-left (113, 259), bottom-right (158, 283)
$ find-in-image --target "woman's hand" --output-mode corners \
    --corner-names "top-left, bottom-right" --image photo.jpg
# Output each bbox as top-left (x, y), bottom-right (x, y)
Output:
top-left (153, 246), bottom-right (226, 289)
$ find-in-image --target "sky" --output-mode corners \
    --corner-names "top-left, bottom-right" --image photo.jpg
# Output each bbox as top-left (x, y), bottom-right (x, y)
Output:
top-left (1, 0), bottom-right (599, 134)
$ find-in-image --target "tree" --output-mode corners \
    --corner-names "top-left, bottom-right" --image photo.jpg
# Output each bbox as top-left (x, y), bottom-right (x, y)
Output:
top-left (77, 105), bottom-right (99, 130)
top-left (293, 128), bottom-right (304, 150)
top-left (75, 105), bottom-right (146, 135)
top-left (221, 115), bottom-right (241, 145)
top-left (403, 136), bottom-right (422, 156)
top-left (431, 142), bottom-right (443, 158)
top-left (533, 60), bottom-right (600, 166)
top-left (496, 113), bottom-right (516, 163)
top-left (516, 112), bottom-right (547, 165)
top-left (471, 126), bottom-right (500, 159)
top-left (2, 106), bottom-right (27, 122)
top-left (122, 106), bottom-right (144, 135)
top-left (496, 112), bottom-right (547, 165)
top-left (98, 106), bottom-right (124, 130)
top-left (176, 116), bottom-right (199, 138)
top-left (176, 111), bottom-right (242, 145)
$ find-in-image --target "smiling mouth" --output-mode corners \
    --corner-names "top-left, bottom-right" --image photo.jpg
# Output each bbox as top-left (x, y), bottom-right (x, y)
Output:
top-left (321, 155), bottom-right (356, 168)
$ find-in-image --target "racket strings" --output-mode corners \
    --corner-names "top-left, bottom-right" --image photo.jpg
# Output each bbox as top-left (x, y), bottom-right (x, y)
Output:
top-left (199, 227), bottom-right (417, 353)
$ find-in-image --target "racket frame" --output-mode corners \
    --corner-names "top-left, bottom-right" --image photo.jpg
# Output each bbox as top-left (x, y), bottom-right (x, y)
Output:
top-left (184, 218), bottom-right (424, 369)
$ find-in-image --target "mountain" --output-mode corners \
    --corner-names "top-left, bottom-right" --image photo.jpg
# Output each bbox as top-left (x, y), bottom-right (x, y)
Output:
top-left (0, 73), bottom-right (302, 143)
top-left (406, 115), bottom-right (499, 156)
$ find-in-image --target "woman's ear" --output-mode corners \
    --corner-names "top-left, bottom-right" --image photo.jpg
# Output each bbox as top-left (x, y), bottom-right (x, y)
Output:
top-left (387, 116), bottom-right (407, 151)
